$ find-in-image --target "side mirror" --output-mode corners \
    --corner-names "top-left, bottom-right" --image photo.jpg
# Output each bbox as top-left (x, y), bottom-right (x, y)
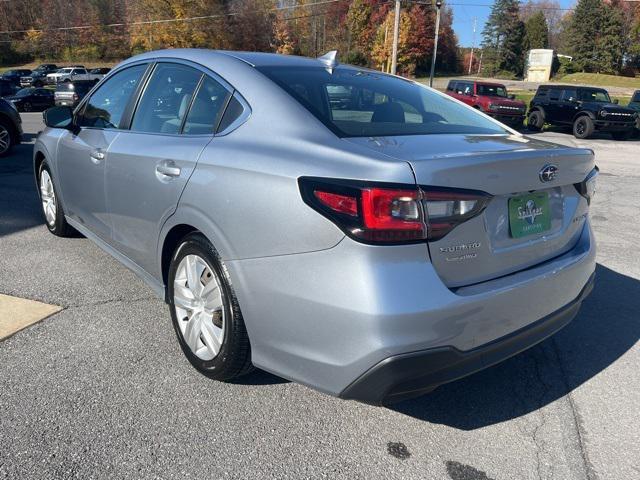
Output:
top-left (508, 94), bottom-right (516, 100)
top-left (43, 106), bottom-right (77, 133)
top-left (613, 99), bottom-right (619, 104)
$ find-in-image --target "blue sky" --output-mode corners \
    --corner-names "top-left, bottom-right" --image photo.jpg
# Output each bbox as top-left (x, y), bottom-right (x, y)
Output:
top-left (450, 0), bottom-right (577, 47)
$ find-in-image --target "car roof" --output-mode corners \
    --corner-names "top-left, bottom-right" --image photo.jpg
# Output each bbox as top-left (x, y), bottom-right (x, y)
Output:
top-left (124, 48), bottom-right (344, 69)
top-left (539, 85), bottom-right (607, 91)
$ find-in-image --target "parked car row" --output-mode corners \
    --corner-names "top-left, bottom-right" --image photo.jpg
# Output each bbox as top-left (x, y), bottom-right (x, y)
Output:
top-left (0, 64), bottom-right (111, 89)
top-left (446, 79), bottom-right (639, 140)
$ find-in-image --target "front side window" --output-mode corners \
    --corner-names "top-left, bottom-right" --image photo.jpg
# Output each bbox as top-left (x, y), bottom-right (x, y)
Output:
top-left (182, 76), bottom-right (230, 135)
top-left (477, 84), bottom-right (507, 97)
top-left (78, 64), bottom-right (147, 129)
top-left (579, 89), bottom-right (611, 103)
top-left (257, 66), bottom-right (507, 137)
top-left (131, 63), bottom-right (202, 134)
top-left (562, 89), bottom-right (577, 101)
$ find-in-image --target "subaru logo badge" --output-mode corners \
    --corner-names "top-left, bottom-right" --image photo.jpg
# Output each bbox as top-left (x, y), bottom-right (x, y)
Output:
top-left (539, 164), bottom-right (558, 183)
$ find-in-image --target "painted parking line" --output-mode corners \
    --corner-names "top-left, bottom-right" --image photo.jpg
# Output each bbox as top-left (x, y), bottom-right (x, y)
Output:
top-left (0, 294), bottom-right (62, 341)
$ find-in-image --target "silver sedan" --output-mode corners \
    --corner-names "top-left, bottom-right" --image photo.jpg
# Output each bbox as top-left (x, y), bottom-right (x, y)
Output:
top-left (34, 49), bottom-right (596, 404)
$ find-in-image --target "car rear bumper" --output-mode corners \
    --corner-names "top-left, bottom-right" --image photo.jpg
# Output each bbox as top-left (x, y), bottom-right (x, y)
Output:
top-left (228, 218), bottom-right (596, 400)
top-left (340, 273), bottom-right (593, 404)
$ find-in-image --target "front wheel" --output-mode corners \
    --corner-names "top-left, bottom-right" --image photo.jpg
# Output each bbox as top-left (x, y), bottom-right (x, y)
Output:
top-left (573, 116), bottom-right (594, 139)
top-left (168, 233), bottom-right (253, 380)
top-left (0, 120), bottom-right (14, 157)
top-left (38, 163), bottom-right (75, 236)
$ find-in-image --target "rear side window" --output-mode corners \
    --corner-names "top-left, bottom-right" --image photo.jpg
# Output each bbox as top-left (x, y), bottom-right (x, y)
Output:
top-left (562, 89), bottom-right (577, 101)
top-left (131, 63), bottom-right (202, 134)
top-left (78, 64), bottom-right (147, 129)
top-left (549, 89), bottom-right (561, 101)
top-left (446, 81), bottom-right (456, 92)
top-left (183, 76), bottom-right (230, 135)
top-left (633, 92), bottom-right (640, 103)
top-left (535, 88), bottom-right (548, 99)
top-left (257, 66), bottom-right (506, 137)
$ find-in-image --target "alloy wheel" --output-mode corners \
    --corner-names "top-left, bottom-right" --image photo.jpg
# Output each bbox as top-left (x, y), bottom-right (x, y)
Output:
top-left (576, 120), bottom-right (586, 136)
top-left (0, 125), bottom-right (10, 155)
top-left (40, 170), bottom-right (57, 226)
top-left (173, 254), bottom-right (225, 361)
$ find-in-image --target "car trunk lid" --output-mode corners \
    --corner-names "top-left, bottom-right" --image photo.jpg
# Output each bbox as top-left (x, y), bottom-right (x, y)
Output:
top-left (344, 134), bottom-right (595, 287)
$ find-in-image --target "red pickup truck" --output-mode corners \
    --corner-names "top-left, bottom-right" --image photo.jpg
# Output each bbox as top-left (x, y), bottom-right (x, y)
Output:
top-left (445, 80), bottom-right (526, 129)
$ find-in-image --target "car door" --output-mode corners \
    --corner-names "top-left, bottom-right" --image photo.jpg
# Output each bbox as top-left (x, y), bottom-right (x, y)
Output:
top-left (56, 64), bottom-right (149, 240)
top-left (104, 62), bottom-right (231, 275)
top-left (557, 88), bottom-right (578, 123)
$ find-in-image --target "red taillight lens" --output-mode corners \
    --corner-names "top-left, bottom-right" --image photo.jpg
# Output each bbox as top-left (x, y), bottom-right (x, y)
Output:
top-left (360, 188), bottom-right (425, 241)
top-left (314, 190), bottom-right (358, 217)
top-left (300, 178), bottom-right (490, 244)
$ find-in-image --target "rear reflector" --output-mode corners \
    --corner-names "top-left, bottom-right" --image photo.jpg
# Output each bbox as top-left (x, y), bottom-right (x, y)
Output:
top-left (300, 178), bottom-right (491, 244)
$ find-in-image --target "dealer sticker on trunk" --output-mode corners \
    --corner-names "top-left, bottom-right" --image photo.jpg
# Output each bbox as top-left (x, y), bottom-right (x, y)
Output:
top-left (508, 192), bottom-right (551, 238)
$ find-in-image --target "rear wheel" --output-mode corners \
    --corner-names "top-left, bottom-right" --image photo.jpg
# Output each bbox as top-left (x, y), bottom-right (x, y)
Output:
top-left (527, 110), bottom-right (544, 131)
top-left (573, 116), bottom-right (594, 139)
top-left (38, 163), bottom-right (75, 236)
top-left (168, 233), bottom-right (253, 380)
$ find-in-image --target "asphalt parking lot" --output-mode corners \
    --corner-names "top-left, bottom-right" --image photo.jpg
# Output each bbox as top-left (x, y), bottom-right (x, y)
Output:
top-left (1, 113), bottom-right (638, 480)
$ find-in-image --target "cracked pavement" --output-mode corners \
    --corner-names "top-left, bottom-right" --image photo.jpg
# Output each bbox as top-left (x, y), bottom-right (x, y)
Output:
top-left (0, 114), bottom-right (638, 479)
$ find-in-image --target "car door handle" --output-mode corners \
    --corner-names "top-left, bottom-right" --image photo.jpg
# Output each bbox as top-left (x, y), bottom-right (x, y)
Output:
top-left (90, 149), bottom-right (105, 164)
top-left (156, 161), bottom-right (181, 178)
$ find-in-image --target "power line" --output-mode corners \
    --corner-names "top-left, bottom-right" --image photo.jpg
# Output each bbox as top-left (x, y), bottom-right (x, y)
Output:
top-left (0, 0), bottom-right (349, 36)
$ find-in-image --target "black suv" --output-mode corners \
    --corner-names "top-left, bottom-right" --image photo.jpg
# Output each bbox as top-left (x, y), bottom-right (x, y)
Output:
top-left (20, 64), bottom-right (59, 88)
top-left (527, 85), bottom-right (637, 140)
top-left (0, 98), bottom-right (23, 157)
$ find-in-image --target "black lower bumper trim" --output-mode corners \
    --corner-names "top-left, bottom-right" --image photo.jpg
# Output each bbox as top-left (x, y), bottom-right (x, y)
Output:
top-left (340, 273), bottom-right (595, 405)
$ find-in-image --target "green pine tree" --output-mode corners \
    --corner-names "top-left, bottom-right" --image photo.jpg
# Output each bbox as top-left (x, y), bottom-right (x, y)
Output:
top-left (596, 2), bottom-right (625, 73)
top-left (567, 0), bottom-right (604, 72)
top-left (481, 0), bottom-right (526, 77)
top-left (523, 11), bottom-right (549, 51)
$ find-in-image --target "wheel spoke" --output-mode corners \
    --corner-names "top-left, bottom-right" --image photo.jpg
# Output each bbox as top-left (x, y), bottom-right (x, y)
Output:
top-left (200, 320), bottom-right (222, 356)
top-left (185, 256), bottom-right (201, 295)
top-left (202, 280), bottom-right (222, 309)
top-left (174, 283), bottom-right (196, 310)
top-left (184, 312), bottom-right (201, 351)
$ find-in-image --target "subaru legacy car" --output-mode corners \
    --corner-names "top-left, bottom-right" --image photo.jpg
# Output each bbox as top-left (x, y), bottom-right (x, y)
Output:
top-left (34, 50), bottom-right (596, 404)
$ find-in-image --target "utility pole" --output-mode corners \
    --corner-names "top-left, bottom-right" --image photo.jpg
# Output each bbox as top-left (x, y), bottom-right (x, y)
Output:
top-left (390, 0), bottom-right (401, 75)
top-left (468, 17), bottom-right (476, 75)
top-left (429, 0), bottom-right (443, 87)
top-left (477, 49), bottom-right (483, 76)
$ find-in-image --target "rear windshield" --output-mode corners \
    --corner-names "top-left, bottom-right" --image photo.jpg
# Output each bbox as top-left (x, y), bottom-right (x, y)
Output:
top-left (256, 66), bottom-right (507, 137)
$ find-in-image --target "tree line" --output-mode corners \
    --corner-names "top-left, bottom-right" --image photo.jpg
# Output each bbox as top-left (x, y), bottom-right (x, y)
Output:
top-left (0, 0), bottom-right (460, 76)
top-left (481, 0), bottom-right (640, 78)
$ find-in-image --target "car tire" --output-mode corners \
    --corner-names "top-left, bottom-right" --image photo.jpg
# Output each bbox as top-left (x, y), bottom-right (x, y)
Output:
top-left (527, 110), bottom-right (544, 131)
top-left (168, 233), bottom-right (254, 381)
top-left (611, 131), bottom-right (632, 141)
top-left (0, 119), bottom-right (14, 157)
top-left (38, 163), bottom-right (75, 237)
top-left (573, 116), bottom-right (594, 139)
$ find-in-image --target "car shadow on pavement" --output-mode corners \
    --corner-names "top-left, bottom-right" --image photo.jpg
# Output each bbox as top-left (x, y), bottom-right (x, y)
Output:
top-left (0, 142), bottom-right (45, 237)
top-left (392, 264), bottom-right (640, 429)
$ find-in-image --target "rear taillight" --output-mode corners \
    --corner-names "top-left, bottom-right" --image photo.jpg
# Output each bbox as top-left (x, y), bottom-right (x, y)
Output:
top-left (300, 178), bottom-right (490, 244)
top-left (574, 166), bottom-right (598, 205)
top-left (72, 93), bottom-right (79, 101)
top-left (422, 189), bottom-right (491, 241)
